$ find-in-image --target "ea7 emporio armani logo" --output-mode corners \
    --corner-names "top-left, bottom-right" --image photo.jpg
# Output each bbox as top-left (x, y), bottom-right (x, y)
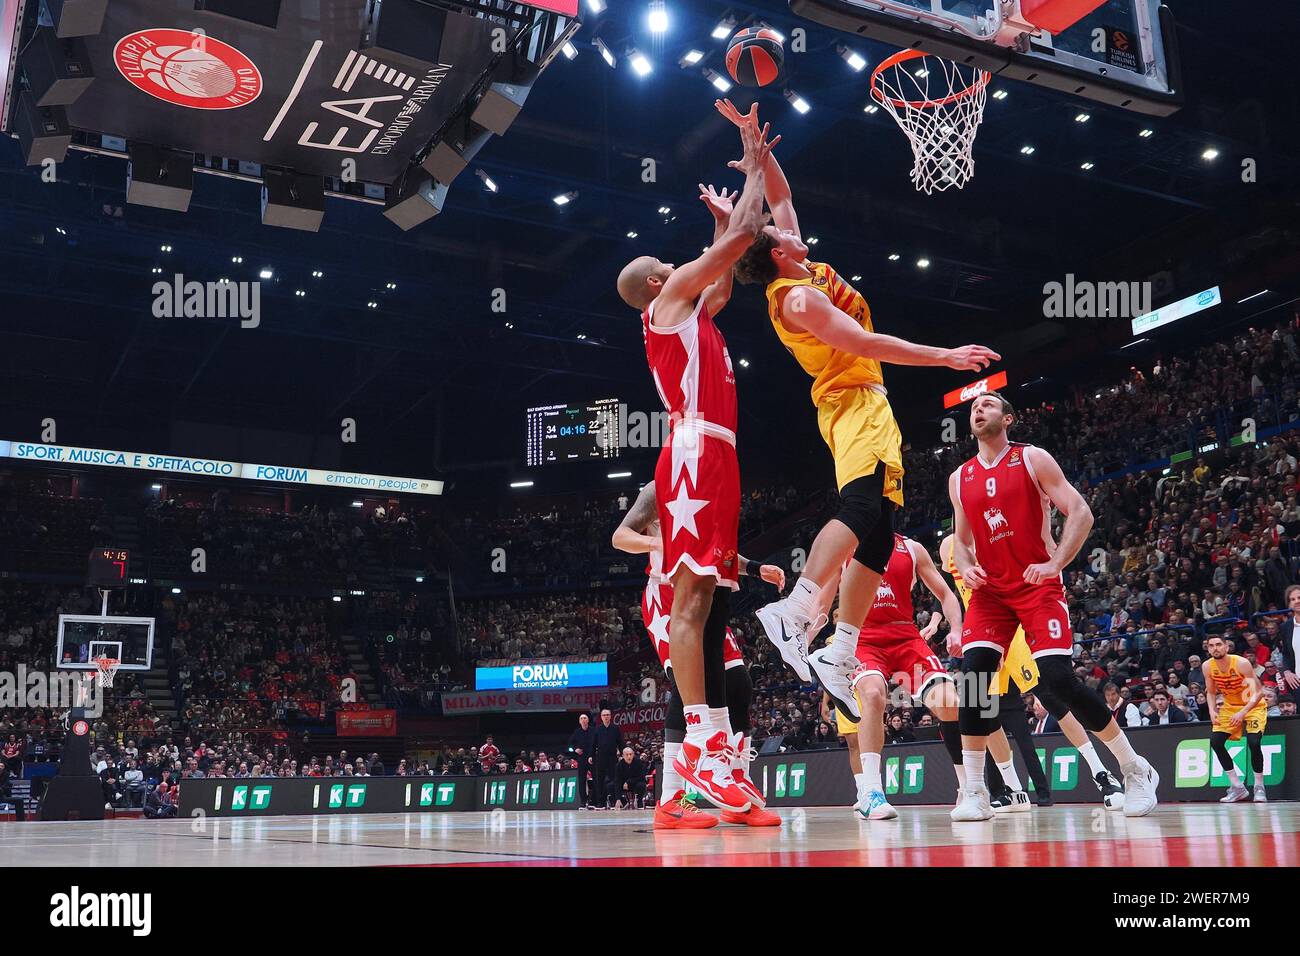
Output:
top-left (984, 507), bottom-right (1008, 533)
top-left (50, 887), bottom-right (151, 936)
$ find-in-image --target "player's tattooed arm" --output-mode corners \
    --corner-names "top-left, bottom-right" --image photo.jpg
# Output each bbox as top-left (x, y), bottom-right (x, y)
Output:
top-left (612, 484), bottom-right (660, 554)
top-left (1023, 446), bottom-right (1094, 584)
top-left (779, 285), bottom-right (1000, 372)
top-left (715, 98), bottom-right (800, 237)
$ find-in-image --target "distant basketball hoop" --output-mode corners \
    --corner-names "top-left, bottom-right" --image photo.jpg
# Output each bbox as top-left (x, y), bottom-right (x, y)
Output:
top-left (870, 50), bottom-right (990, 194)
top-left (94, 656), bottom-right (120, 689)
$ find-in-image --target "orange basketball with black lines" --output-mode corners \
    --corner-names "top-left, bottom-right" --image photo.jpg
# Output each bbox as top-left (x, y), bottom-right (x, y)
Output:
top-left (725, 27), bottom-right (784, 88)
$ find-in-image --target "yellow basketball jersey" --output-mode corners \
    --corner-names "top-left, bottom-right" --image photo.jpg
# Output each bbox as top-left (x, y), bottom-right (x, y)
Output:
top-left (1209, 655), bottom-right (1260, 710)
top-left (765, 261), bottom-right (885, 407)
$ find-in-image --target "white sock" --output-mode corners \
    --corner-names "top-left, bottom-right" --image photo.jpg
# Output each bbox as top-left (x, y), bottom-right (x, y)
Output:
top-left (684, 705), bottom-right (713, 746)
top-left (1101, 732), bottom-right (1141, 772)
top-left (662, 742), bottom-right (685, 800)
top-left (788, 576), bottom-right (820, 618)
top-left (735, 734), bottom-right (750, 775)
top-left (708, 707), bottom-right (732, 738)
top-left (825, 622), bottom-right (860, 664)
top-left (862, 752), bottom-right (883, 796)
top-left (1078, 741), bottom-right (1105, 777)
top-left (996, 759), bottom-right (1022, 792)
top-left (962, 750), bottom-right (987, 791)
top-left (1225, 765), bottom-right (1242, 787)
top-left (954, 763), bottom-right (967, 789)
top-left (853, 772), bottom-right (865, 803)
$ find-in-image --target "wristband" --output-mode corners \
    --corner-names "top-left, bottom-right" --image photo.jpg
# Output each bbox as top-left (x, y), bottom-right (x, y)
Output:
top-left (745, 559), bottom-right (761, 578)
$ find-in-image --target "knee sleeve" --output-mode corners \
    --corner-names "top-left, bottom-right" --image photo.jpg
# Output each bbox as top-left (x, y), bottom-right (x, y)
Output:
top-left (958, 647), bottom-right (1002, 737)
top-left (851, 499), bottom-right (896, 574)
top-left (1246, 733), bottom-right (1264, 774)
top-left (703, 588), bottom-right (730, 709)
top-left (1036, 656), bottom-right (1111, 732)
top-left (1210, 731), bottom-right (1234, 771)
top-left (664, 668), bottom-right (686, 743)
top-left (938, 720), bottom-right (964, 767)
top-left (725, 664), bottom-right (752, 733)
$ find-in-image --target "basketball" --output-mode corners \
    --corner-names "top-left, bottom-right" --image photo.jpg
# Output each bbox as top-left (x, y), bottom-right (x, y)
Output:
top-left (139, 45), bottom-right (238, 99)
top-left (725, 28), bottom-right (784, 88)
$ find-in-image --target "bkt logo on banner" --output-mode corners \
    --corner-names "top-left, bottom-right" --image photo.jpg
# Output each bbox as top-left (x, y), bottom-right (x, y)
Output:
top-left (416, 782), bottom-right (457, 807)
top-left (1175, 736), bottom-right (1285, 788)
top-left (775, 762), bottom-right (806, 798)
top-left (328, 784), bottom-right (368, 809)
top-left (884, 755), bottom-right (925, 795)
top-left (1036, 747), bottom-right (1081, 790)
top-left (554, 776), bottom-right (578, 804)
top-left (228, 785), bottom-right (272, 811)
top-left (520, 779), bottom-right (542, 805)
top-left (486, 781), bottom-right (509, 806)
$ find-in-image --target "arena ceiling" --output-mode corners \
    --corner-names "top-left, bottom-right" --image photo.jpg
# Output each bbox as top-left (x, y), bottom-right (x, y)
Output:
top-left (1, 0), bottom-right (1298, 481)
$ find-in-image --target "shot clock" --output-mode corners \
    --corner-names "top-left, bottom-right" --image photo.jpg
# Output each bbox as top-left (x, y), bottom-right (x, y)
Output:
top-left (88, 548), bottom-right (130, 588)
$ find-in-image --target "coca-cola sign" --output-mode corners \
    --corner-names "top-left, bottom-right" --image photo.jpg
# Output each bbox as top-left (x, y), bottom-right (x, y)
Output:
top-left (943, 371), bottom-right (1008, 410)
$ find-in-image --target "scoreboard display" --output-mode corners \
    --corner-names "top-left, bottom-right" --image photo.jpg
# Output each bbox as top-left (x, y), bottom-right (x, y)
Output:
top-left (88, 548), bottom-right (130, 588)
top-left (526, 399), bottom-right (621, 466)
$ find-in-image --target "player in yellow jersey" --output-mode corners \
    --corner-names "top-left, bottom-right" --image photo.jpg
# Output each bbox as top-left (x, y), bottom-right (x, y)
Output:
top-left (716, 99), bottom-right (999, 720)
top-left (1203, 635), bottom-right (1268, 803)
top-left (939, 535), bottom-right (1126, 811)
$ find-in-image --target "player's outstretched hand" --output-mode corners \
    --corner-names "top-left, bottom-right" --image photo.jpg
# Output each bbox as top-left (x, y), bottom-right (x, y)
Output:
top-left (943, 345), bottom-right (1000, 372)
top-left (715, 98), bottom-right (759, 130)
top-left (698, 183), bottom-right (736, 221)
top-left (728, 120), bottom-right (780, 176)
top-left (760, 564), bottom-right (786, 590)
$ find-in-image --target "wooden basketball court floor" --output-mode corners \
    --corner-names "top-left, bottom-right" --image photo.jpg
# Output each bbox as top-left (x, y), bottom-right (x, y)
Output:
top-left (3, 803), bottom-right (1297, 866)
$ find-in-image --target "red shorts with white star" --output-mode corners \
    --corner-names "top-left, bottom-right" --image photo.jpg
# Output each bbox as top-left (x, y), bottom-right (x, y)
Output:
top-left (641, 576), bottom-right (745, 672)
top-left (654, 426), bottom-right (739, 591)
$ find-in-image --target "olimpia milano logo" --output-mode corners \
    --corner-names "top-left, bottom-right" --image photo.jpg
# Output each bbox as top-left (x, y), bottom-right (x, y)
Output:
top-left (1174, 736), bottom-right (1285, 788)
top-left (884, 755), bottom-right (925, 795)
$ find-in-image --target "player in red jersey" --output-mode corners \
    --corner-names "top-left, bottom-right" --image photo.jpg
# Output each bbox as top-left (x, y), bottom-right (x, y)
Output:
top-left (614, 482), bottom-right (784, 827)
top-left (615, 117), bottom-right (777, 814)
top-left (845, 534), bottom-right (965, 820)
top-left (947, 391), bottom-right (1159, 821)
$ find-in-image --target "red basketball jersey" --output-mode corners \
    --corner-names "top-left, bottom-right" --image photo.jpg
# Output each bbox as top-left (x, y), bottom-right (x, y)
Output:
top-left (642, 295), bottom-right (737, 433)
top-left (865, 534), bottom-right (917, 627)
top-left (956, 442), bottom-right (1059, 593)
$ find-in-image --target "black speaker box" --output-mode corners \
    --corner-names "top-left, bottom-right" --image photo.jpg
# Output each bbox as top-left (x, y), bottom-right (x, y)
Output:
top-left (126, 143), bottom-right (195, 212)
top-left (383, 169), bottom-right (448, 232)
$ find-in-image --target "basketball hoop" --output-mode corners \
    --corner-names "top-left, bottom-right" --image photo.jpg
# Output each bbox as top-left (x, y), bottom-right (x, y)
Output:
top-left (870, 50), bottom-right (990, 194)
top-left (94, 656), bottom-right (120, 689)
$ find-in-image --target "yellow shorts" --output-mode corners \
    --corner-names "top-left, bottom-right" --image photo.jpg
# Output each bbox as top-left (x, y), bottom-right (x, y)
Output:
top-left (835, 707), bottom-right (859, 738)
top-left (816, 387), bottom-right (904, 505)
top-left (995, 629), bottom-right (1039, 695)
top-left (1214, 705), bottom-right (1267, 740)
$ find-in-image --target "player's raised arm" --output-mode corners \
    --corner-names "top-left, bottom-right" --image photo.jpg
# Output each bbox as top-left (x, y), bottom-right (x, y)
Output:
top-left (654, 120), bottom-right (778, 326)
top-left (715, 99), bottom-right (799, 237)
top-left (912, 543), bottom-right (963, 651)
top-left (698, 184), bottom-right (738, 317)
top-left (948, 469), bottom-right (986, 590)
top-left (779, 284), bottom-right (999, 372)
top-left (611, 483), bottom-right (659, 554)
top-left (1022, 445), bottom-right (1095, 585)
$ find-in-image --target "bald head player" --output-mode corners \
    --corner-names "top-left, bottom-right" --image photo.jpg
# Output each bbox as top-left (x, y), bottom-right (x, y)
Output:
top-left (616, 117), bottom-right (777, 814)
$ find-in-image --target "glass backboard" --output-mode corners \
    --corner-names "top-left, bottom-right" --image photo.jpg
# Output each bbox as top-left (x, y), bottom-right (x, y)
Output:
top-left (56, 615), bottom-right (156, 671)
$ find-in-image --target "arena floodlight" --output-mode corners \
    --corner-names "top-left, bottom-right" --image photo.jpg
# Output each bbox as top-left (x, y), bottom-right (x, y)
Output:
top-left (647, 1), bottom-right (668, 34)
top-left (595, 38), bottom-right (616, 68)
top-left (784, 89), bottom-right (810, 114)
top-left (705, 69), bottom-right (732, 93)
top-left (629, 50), bottom-right (653, 77)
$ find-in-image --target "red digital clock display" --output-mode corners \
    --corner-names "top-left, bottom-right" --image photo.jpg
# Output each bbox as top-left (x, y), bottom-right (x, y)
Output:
top-left (88, 549), bottom-right (130, 587)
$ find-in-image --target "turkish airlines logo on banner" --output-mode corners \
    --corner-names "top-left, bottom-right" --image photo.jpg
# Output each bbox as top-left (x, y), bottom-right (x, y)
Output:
top-left (943, 370), bottom-right (1009, 409)
top-left (114, 28), bottom-right (262, 110)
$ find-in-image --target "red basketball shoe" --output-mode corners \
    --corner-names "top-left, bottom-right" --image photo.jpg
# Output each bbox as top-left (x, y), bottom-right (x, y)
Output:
top-left (653, 791), bottom-right (719, 830)
top-left (730, 733), bottom-right (766, 808)
top-left (674, 731), bottom-right (751, 813)
top-left (721, 806), bottom-right (782, 827)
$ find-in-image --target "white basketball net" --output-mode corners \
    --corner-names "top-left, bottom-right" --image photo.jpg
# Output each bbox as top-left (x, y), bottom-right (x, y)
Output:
top-left (94, 656), bottom-right (120, 689)
top-left (871, 53), bottom-right (990, 194)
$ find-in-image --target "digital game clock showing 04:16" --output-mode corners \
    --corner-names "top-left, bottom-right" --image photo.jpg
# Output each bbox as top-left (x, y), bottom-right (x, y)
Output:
top-left (88, 548), bottom-right (130, 588)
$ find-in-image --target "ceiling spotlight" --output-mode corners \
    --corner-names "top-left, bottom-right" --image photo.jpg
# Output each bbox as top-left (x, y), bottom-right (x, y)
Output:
top-left (712, 15), bottom-right (737, 40)
top-left (916, 258), bottom-right (931, 268)
top-left (151, 266), bottom-right (162, 274)
top-left (476, 169), bottom-right (498, 192)
top-left (658, 205), bottom-right (671, 215)
top-left (231, 255), bottom-right (243, 263)
top-left (627, 230), bottom-right (638, 238)
top-left (887, 253), bottom-right (900, 261)
top-left (386, 281), bottom-right (397, 290)
top-left (1020, 145), bottom-right (1035, 155)
top-left (629, 50), bottom-right (653, 77)
top-left (608, 471), bottom-right (632, 479)
top-left (576, 333), bottom-right (587, 340)
top-left (863, 103), bottom-right (879, 114)
top-left (738, 358), bottom-right (750, 368)
top-left (160, 244), bottom-right (172, 252)
top-left (991, 89), bottom-right (1008, 100)
top-left (510, 481), bottom-right (535, 489)
top-left (1138, 128), bottom-right (1154, 138)
top-left (1202, 147), bottom-right (1219, 161)
top-left (913, 67), bottom-right (929, 78)
top-left (295, 289), bottom-right (306, 297)
top-left (367, 301), bottom-right (378, 309)
top-left (585, 0), bottom-right (605, 12)
top-left (312, 270), bottom-right (324, 278)
top-left (806, 236), bottom-right (819, 245)
top-left (837, 44), bottom-right (867, 71)
top-left (553, 191), bottom-right (577, 206)
top-left (1074, 112), bottom-right (1091, 123)
top-left (55, 226), bottom-right (67, 235)
top-left (784, 89), bottom-right (810, 114)
top-left (259, 268), bottom-right (274, 279)
top-left (705, 69), bottom-right (732, 93)
top-left (218, 277), bottom-right (229, 284)
top-left (648, 1), bottom-right (669, 34)
top-left (1080, 161), bottom-right (1095, 170)
top-left (561, 41), bottom-right (578, 60)
top-left (680, 49), bottom-right (705, 67)
top-left (851, 274), bottom-right (862, 281)
top-left (595, 38), bottom-right (616, 68)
